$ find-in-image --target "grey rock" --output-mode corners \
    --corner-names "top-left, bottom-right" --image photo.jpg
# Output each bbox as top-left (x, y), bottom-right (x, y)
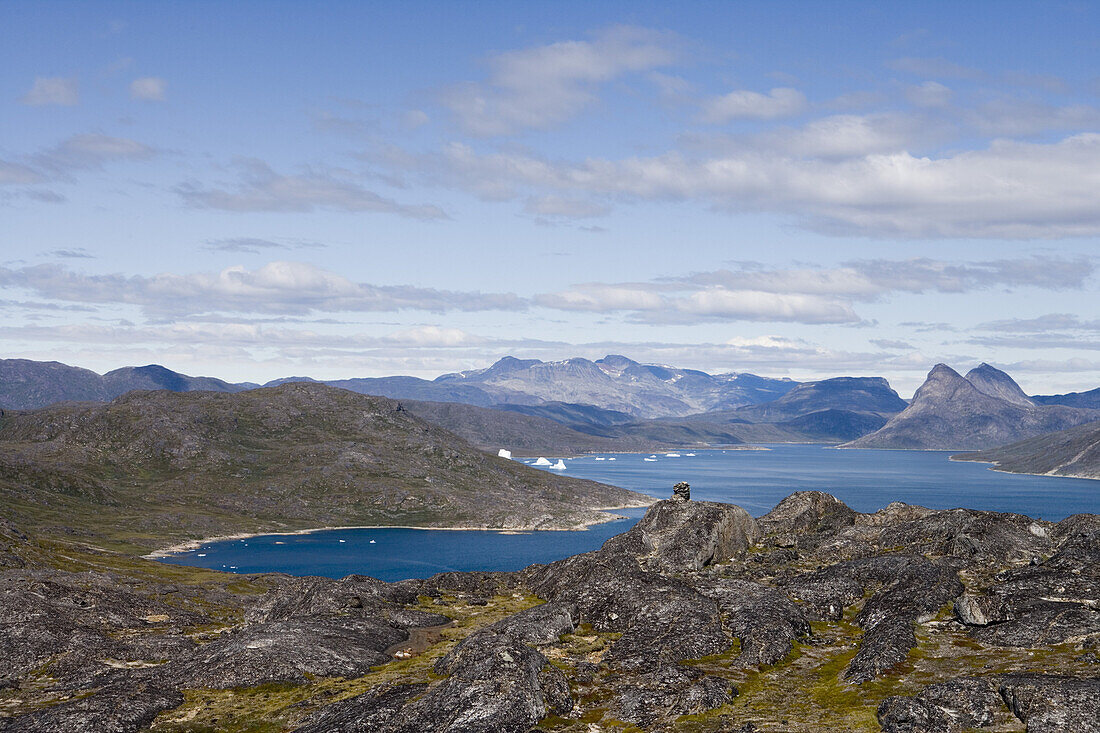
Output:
top-left (999, 675), bottom-right (1100, 732)
top-left (294, 683), bottom-right (429, 733)
top-left (878, 677), bottom-right (1001, 732)
top-left (0, 681), bottom-right (183, 733)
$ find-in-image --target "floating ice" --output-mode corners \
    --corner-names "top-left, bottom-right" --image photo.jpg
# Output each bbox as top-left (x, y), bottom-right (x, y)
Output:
top-left (533, 457), bottom-right (552, 466)
top-left (644, 457), bottom-right (658, 462)
top-left (665, 453), bottom-right (681, 457)
top-left (595, 457), bottom-right (606, 461)
top-left (197, 553), bottom-right (207, 557)
top-left (549, 459), bottom-right (567, 470)
top-left (608, 457), bottom-right (616, 461)
top-left (497, 448), bottom-right (512, 459)
top-left (369, 539), bottom-right (376, 544)
top-left (339, 539), bottom-right (346, 543)
top-left (685, 453), bottom-right (696, 457)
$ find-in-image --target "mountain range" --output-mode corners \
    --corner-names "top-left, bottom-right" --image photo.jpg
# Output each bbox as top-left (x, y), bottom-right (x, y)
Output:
top-left (844, 363), bottom-right (1100, 450)
top-left (3, 356), bottom-right (1099, 453)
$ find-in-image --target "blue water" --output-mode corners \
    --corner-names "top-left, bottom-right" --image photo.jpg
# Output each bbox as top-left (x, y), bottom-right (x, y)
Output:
top-left (160, 445), bottom-right (1097, 581)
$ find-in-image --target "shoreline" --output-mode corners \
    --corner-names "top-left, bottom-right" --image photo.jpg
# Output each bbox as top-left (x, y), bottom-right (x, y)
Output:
top-left (949, 454), bottom-right (1100, 482)
top-left (145, 498), bottom-right (656, 560)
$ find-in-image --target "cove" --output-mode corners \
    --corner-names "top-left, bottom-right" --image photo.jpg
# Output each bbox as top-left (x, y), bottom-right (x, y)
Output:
top-left (158, 445), bottom-right (1098, 581)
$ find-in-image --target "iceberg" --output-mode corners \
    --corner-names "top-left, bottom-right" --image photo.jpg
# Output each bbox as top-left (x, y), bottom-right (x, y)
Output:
top-left (497, 448), bottom-right (512, 459)
top-left (549, 459), bottom-right (567, 470)
top-left (595, 456), bottom-right (606, 461)
top-left (369, 539), bottom-right (376, 544)
top-left (644, 457), bottom-right (658, 462)
top-left (534, 457), bottom-right (552, 466)
top-left (685, 453), bottom-right (696, 457)
top-left (608, 457), bottom-right (616, 461)
top-left (665, 453), bottom-right (681, 457)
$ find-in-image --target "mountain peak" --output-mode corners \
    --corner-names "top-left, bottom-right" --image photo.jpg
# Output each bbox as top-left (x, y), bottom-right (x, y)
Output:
top-left (965, 363), bottom-right (1034, 407)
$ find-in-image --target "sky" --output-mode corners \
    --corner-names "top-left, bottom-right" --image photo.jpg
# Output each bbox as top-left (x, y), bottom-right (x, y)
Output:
top-left (2, 0), bottom-right (1099, 397)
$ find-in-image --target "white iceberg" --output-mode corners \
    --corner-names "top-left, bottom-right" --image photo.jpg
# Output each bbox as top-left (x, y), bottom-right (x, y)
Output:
top-left (338, 539), bottom-right (346, 543)
top-left (685, 453), bottom-right (696, 457)
top-left (534, 456), bottom-right (552, 466)
top-left (665, 453), bottom-right (681, 457)
top-left (549, 459), bottom-right (567, 470)
top-left (608, 457), bottom-right (616, 461)
top-left (644, 457), bottom-right (658, 462)
top-left (497, 448), bottom-right (512, 459)
top-left (369, 539), bottom-right (376, 544)
top-left (595, 457), bottom-right (606, 461)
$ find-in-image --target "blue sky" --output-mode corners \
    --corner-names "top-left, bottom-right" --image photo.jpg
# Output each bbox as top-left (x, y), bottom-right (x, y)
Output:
top-left (2, 1), bottom-right (1099, 396)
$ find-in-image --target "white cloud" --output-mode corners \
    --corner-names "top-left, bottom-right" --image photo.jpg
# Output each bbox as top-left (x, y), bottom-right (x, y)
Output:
top-left (0, 261), bottom-right (524, 317)
top-left (523, 195), bottom-right (609, 219)
top-left (129, 76), bottom-right (166, 101)
top-left (20, 77), bottom-right (79, 106)
top-left (905, 81), bottom-right (952, 108)
top-left (534, 283), bottom-right (858, 324)
top-left (390, 132), bottom-right (1100, 238)
top-left (176, 159), bottom-right (447, 219)
top-left (700, 87), bottom-right (806, 123)
top-left (441, 26), bottom-right (675, 135)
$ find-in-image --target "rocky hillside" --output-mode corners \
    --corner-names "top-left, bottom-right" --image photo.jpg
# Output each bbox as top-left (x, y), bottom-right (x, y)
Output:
top-left (0, 383), bottom-right (649, 552)
top-left (954, 419), bottom-right (1100, 479)
top-left (843, 363), bottom-right (1099, 450)
top-left (0, 488), bottom-right (1096, 731)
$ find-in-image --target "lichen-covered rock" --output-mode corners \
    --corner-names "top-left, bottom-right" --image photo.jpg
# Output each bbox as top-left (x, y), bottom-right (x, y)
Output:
top-left (608, 665), bottom-right (733, 727)
top-left (878, 677), bottom-right (1001, 732)
top-left (999, 675), bottom-right (1100, 732)
top-left (294, 683), bottom-right (429, 733)
top-left (605, 498), bottom-right (759, 573)
top-left (696, 577), bottom-right (810, 666)
top-left (760, 491), bottom-right (857, 539)
top-left (0, 681), bottom-right (183, 733)
top-left (169, 616), bottom-right (407, 688)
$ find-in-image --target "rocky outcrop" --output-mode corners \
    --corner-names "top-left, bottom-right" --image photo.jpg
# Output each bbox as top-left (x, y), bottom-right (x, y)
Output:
top-left (2, 489), bottom-right (1098, 732)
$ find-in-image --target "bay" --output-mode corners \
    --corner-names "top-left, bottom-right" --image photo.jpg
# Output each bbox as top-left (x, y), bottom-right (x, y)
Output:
top-left (159, 445), bottom-right (1097, 581)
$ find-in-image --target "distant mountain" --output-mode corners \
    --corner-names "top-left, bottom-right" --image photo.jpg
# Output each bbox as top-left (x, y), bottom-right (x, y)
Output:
top-left (432, 354), bottom-right (798, 418)
top-left (953, 419), bottom-right (1100, 480)
top-left (103, 364), bottom-right (253, 396)
top-left (963, 363), bottom-right (1034, 407)
top-left (0, 359), bottom-right (109, 409)
top-left (0, 383), bottom-right (649, 550)
top-left (1032, 386), bottom-right (1100, 410)
top-left (702, 377), bottom-right (907, 423)
top-left (0, 359), bottom-right (250, 410)
top-left (496, 401), bottom-right (638, 430)
top-left (843, 364), bottom-right (1099, 450)
top-left (401, 400), bottom-right (669, 455)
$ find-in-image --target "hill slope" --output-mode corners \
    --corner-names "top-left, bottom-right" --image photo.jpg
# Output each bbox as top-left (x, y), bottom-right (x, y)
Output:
top-left (843, 364), bottom-right (1098, 450)
top-left (953, 419), bottom-right (1100, 479)
top-left (400, 400), bottom-right (670, 454)
top-left (0, 383), bottom-right (650, 552)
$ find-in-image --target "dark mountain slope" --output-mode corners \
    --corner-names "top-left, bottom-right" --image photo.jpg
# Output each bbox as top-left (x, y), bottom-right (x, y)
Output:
top-left (1033, 386), bottom-right (1100, 409)
top-left (103, 364), bottom-right (251, 396)
top-left (0, 358), bottom-right (249, 410)
top-left (843, 364), bottom-right (1098, 450)
top-left (953, 419), bottom-right (1100, 479)
top-left (0, 383), bottom-right (649, 552)
top-left (706, 376), bottom-right (907, 423)
top-left (0, 358), bottom-right (109, 409)
top-left (400, 400), bottom-right (669, 455)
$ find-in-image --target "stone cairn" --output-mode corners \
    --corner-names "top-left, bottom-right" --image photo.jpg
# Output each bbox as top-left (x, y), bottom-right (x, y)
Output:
top-left (672, 481), bottom-right (691, 501)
